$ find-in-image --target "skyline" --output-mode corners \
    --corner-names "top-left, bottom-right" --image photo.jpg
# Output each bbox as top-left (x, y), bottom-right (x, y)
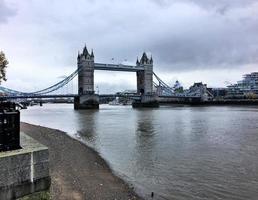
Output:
top-left (0, 0), bottom-right (258, 93)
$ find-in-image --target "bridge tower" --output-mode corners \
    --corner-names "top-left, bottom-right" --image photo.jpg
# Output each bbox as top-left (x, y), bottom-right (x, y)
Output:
top-left (74, 45), bottom-right (99, 109)
top-left (134, 53), bottom-right (159, 107)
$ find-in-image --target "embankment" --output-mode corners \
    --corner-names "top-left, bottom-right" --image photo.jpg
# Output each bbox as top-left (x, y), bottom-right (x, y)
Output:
top-left (20, 122), bottom-right (143, 200)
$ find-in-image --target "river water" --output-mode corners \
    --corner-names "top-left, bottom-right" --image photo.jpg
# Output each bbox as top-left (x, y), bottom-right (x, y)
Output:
top-left (21, 104), bottom-right (258, 199)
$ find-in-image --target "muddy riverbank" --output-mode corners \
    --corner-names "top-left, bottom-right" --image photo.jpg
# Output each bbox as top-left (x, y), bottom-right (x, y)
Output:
top-left (21, 122), bottom-right (143, 200)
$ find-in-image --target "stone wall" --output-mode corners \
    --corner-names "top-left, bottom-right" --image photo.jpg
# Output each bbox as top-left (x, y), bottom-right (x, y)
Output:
top-left (0, 133), bottom-right (50, 200)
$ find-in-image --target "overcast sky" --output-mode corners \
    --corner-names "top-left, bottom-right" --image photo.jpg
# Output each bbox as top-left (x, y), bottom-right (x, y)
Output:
top-left (0, 0), bottom-right (258, 93)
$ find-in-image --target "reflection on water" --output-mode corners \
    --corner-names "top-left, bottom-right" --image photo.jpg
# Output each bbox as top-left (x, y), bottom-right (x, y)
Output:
top-left (74, 110), bottom-right (98, 145)
top-left (21, 104), bottom-right (258, 199)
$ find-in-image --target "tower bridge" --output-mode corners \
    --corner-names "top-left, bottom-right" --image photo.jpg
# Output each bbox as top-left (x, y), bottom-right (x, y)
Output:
top-left (0, 45), bottom-right (209, 109)
top-left (75, 46), bottom-right (157, 109)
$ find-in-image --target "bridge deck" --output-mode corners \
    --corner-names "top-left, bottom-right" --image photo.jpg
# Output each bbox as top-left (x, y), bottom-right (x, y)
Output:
top-left (94, 63), bottom-right (144, 72)
top-left (0, 94), bottom-right (77, 99)
top-left (0, 94), bottom-right (200, 100)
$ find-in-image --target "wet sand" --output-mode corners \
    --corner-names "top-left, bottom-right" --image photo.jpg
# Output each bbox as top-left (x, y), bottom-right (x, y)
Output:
top-left (21, 122), bottom-right (143, 200)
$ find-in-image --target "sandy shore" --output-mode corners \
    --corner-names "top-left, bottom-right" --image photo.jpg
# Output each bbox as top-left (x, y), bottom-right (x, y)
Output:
top-left (21, 122), bottom-right (143, 200)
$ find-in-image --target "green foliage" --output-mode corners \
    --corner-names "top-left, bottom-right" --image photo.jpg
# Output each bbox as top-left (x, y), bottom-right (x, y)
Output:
top-left (0, 51), bottom-right (8, 83)
top-left (18, 190), bottom-right (51, 200)
top-left (174, 87), bottom-right (184, 93)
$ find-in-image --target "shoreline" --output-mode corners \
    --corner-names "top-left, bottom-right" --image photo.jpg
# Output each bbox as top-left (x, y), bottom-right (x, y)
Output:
top-left (20, 122), bottom-right (144, 200)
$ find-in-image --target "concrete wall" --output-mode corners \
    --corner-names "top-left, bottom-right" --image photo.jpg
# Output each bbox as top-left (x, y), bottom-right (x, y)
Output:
top-left (0, 133), bottom-right (50, 200)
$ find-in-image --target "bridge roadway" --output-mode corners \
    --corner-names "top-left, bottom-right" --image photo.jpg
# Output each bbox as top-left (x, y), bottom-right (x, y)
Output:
top-left (94, 63), bottom-right (144, 72)
top-left (0, 94), bottom-right (200, 100)
top-left (0, 94), bottom-right (139, 100)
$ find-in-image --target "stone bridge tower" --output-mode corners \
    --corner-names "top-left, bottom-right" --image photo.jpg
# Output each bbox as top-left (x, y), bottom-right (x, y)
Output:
top-left (136, 52), bottom-right (153, 95)
top-left (134, 53), bottom-right (159, 107)
top-left (74, 45), bottom-right (99, 109)
top-left (78, 46), bottom-right (94, 95)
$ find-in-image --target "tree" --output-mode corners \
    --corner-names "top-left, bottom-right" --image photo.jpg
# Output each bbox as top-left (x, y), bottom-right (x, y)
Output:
top-left (0, 51), bottom-right (8, 83)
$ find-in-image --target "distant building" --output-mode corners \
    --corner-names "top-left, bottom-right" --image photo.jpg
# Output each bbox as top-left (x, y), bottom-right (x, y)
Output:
top-left (173, 80), bottom-right (183, 93)
top-left (227, 72), bottom-right (258, 98)
top-left (118, 90), bottom-right (137, 95)
top-left (210, 88), bottom-right (227, 99)
top-left (187, 82), bottom-right (213, 101)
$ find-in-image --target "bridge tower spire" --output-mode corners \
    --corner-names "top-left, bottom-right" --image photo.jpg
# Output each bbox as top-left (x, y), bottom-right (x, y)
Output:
top-left (74, 45), bottom-right (99, 109)
top-left (90, 49), bottom-right (94, 58)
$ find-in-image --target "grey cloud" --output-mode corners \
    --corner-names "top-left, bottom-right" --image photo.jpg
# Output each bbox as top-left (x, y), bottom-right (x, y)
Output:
top-left (85, 0), bottom-right (258, 71)
top-left (152, 0), bottom-right (257, 17)
top-left (186, 0), bottom-right (257, 15)
top-left (147, 19), bottom-right (258, 71)
top-left (100, 0), bottom-right (258, 71)
top-left (188, 0), bottom-right (257, 8)
top-left (147, 1), bottom-right (258, 71)
top-left (152, 0), bottom-right (257, 9)
top-left (2, 0), bottom-right (258, 74)
top-left (0, 0), bottom-right (16, 24)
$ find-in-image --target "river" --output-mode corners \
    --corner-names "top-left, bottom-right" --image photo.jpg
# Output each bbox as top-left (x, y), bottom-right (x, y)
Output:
top-left (21, 104), bottom-right (258, 199)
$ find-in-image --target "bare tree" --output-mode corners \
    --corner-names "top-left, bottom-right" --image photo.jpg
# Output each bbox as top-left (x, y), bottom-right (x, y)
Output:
top-left (0, 51), bottom-right (8, 83)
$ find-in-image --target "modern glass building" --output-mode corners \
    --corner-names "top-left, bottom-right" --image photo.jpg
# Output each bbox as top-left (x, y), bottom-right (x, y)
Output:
top-left (227, 72), bottom-right (258, 98)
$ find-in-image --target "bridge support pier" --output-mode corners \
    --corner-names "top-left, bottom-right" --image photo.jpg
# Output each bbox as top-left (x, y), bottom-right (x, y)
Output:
top-left (132, 94), bottom-right (159, 108)
top-left (74, 94), bottom-right (99, 110)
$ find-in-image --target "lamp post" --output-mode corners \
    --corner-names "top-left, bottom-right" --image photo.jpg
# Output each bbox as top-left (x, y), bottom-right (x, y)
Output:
top-left (0, 102), bottom-right (21, 151)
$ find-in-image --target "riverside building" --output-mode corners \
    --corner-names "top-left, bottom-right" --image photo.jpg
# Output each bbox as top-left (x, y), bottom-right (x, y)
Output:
top-left (227, 72), bottom-right (258, 98)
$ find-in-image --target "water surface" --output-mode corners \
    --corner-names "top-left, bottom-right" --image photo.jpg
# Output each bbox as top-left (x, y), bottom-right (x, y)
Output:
top-left (21, 104), bottom-right (258, 199)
